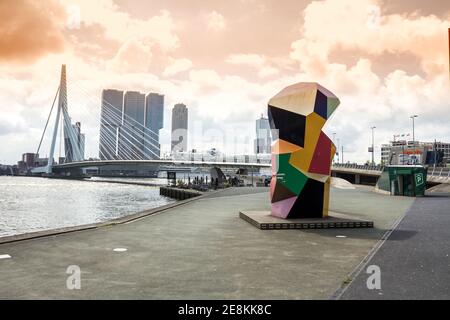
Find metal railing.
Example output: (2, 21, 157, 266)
(331, 163, 384, 172)
(429, 167, 450, 178)
(332, 163, 450, 180)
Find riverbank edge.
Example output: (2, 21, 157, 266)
(0, 188, 224, 245)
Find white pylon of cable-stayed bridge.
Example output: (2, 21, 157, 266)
(46, 64, 83, 174)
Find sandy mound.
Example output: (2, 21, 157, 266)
(331, 177, 356, 189)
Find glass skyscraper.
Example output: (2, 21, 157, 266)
(145, 93, 164, 159)
(254, 115, 271, 154)
(99, 89, 123, 160)
(120, 91, 146, 159)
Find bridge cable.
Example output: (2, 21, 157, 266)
(99, 129, 122, 160)
(103, 110, 159, 158)
(100, 121, 140, 160)
(99, 124, 141, 160)
(59, 108, 63, 160)
(72, 81, 161, 145)
(60, 92, 84, 161)
(69, 82, 161, 159)
(36, 86, 60, 155)
(98, 123, 123, 160)
(100, 120, 146, 161)
(100, 106, 160, 158)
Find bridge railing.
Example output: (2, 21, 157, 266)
(428, 167, 450, 178)
(331, 163, 384, 172)
(168, 153, 272, 164)
(332, 163, 450, 179)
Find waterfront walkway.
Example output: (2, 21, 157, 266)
(0, 186, 421, 299)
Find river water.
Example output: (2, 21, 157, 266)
(0, 176, 175, 238)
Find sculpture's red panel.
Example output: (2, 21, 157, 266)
(308, 131, 332, 175)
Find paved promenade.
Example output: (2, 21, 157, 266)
(0, 186, 415, 299)
(340, 194, 450, 300)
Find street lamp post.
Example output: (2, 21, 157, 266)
(401, 144, 404, 164)
(370, 126, 376, 165)
(410, 115, 418, 147)
(434, 139, 437, 169)
(336, 138, 340, 164)
(410, 115, 418, 164)
(332, 132, 336, 163)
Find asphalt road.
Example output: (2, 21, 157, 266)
(340, 194, 450, 300)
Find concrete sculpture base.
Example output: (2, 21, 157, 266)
(240, 211, 373, 230)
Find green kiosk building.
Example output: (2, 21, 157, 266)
(375, 165, 428, 197)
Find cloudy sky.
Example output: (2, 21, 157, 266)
(0, 0, 449, 164)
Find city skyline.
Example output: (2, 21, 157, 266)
(0, 0, 449, 164)
(100, 88, 164, 160)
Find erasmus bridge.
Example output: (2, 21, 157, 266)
(31, 65, 271, 177)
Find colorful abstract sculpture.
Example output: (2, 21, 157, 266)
(268, 82, 340, 219)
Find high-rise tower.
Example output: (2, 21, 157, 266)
(171, 103, 188, 153)
(254, 114, 271, 154)
(99, 89, 123, 160)
(145, 93, 164, 159)
(119, 91, 145, 159)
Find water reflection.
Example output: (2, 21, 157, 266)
(0, 176, 175, 237)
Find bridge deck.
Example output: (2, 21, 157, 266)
(53, 159, 271, 169)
